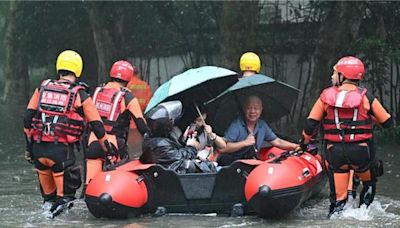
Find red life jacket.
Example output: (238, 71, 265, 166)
(92, 86, 127, 134)
(320, 86, 373, 142)
(31, 79, 85, 143)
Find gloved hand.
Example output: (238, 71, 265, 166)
(104, 140, 118, 158)
(25, 150, 34, 164)
(298, 138, 308, 152)
(24, 133, 34, 164)
(298, 138, 319, 155)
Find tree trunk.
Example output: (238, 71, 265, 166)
(309, 1, 366, 104)
(85, 1, 120, 85)
(1, 1, 29, 104)
(219, 1, 259, 72)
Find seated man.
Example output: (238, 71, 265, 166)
(140, 101, 217, 173)
(218, 95, 299, 166)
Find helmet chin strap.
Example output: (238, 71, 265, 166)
(334, 74, 343, 87)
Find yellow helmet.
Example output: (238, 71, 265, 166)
(56, 50, 83, 77)
(240, 52, 261, 73)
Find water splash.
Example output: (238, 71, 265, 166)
(329, 196, 400, 226)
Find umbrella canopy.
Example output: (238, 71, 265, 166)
(145, 66, 238, 127)
(205, 74, 300, 135)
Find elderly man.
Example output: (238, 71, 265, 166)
(217, 95, 299, 166)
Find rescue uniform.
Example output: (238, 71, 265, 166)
(24, 78, 108, 204)
(126, 76, 152, 112)
(303, 83, 392, 212)
(85, 81, 147, 184)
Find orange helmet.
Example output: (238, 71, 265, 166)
(110, 60, 134, 82)
(333, 56, 365, 80)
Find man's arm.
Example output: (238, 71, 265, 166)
(270, 138, 298, 151)
(370, 98, 393, 128)
(219, 134, 255, 153)
(302, 98, 325, 143)
(203, 124, 226, 149)
(24, 89, 40, 138)
(125, 93, 148, 135)
(78, 91, 109, 152)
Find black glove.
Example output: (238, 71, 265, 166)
(299, 138, 308, 152)
(25, 150, 34, 164)
(299, 138, 319, 155)
(24, 133, 34, 164)
(104, 140, 118, 158)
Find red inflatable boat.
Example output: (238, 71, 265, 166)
(85, 147, 326, 219)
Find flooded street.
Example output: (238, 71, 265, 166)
(1, 105, 399, 227)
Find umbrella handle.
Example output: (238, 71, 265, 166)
(195, 104, 206, 125)
(195, 104, 214, 142)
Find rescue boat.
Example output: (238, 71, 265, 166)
(85, 147, 326, 219)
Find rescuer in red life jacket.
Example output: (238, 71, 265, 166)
(23, 50, 112, 218)
(84, 60, 148, 188)
(301, 56, 393, 217)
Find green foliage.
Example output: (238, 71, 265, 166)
(19, 2, 92, 67)
(1, 1, 400, 124)
(4, 1, 222, 65)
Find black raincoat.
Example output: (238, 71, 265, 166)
(140, 133, 216, 174)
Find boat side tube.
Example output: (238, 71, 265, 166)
(245, 152, 326, 218)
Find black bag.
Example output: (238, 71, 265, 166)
(170, 159, 217, 174)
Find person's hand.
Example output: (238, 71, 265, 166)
(186, 133, 200, 150)
(243, 134, 256, 147)
(294, 144, 303, 152)
(104, 140, 119, 159)
(25, 150, 34, 164)
(24, 132, 34, 164)
(182, 126, 190, 141)
(204, 124, 218, 141)
(298, 138, 308, 152)
(204, 124, 212, 134)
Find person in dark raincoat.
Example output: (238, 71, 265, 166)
(140, 101, 217, 173)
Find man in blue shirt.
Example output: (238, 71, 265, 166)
(217, 95, 299, 166)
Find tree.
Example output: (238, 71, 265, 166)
(309, 1, 366, 104)
(84, 1, 121, 84)
(219, 1, 259, 72)
(1, 1, 29, 104)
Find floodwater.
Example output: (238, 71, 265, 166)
(0, 105, 399, 227)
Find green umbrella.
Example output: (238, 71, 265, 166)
(145, 66, 238, 127)
(205, 74, 300, 135)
